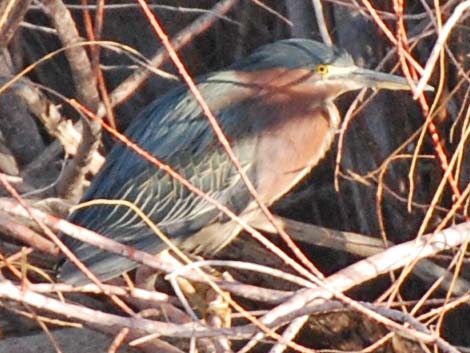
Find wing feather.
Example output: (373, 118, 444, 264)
(60, 73, 258, 283)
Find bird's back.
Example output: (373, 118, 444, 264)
(59, 74, 261, 284)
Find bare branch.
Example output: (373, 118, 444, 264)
(40, 0, 101, 201)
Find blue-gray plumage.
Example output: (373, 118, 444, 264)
(59, 39, 427, 284)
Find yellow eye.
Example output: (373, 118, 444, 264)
(315, 64, 329, 75)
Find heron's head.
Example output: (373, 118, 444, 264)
(231, 39, 433, 98)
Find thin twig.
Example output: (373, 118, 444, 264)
(136, 0, 324, 283)
(104, 0, 239, 112)
(268, 315, 308, 353)
(415, 1, 470, 96)
(311, 0, 332, 45)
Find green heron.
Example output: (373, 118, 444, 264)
(60, 39, 429, 284)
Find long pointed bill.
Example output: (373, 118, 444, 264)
(349, 67, 434, 92)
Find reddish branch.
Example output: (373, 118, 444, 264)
(136, 0, 324, 282)
(105, 0, 240, 110)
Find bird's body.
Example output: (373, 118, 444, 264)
(60, 39, 424, 284)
